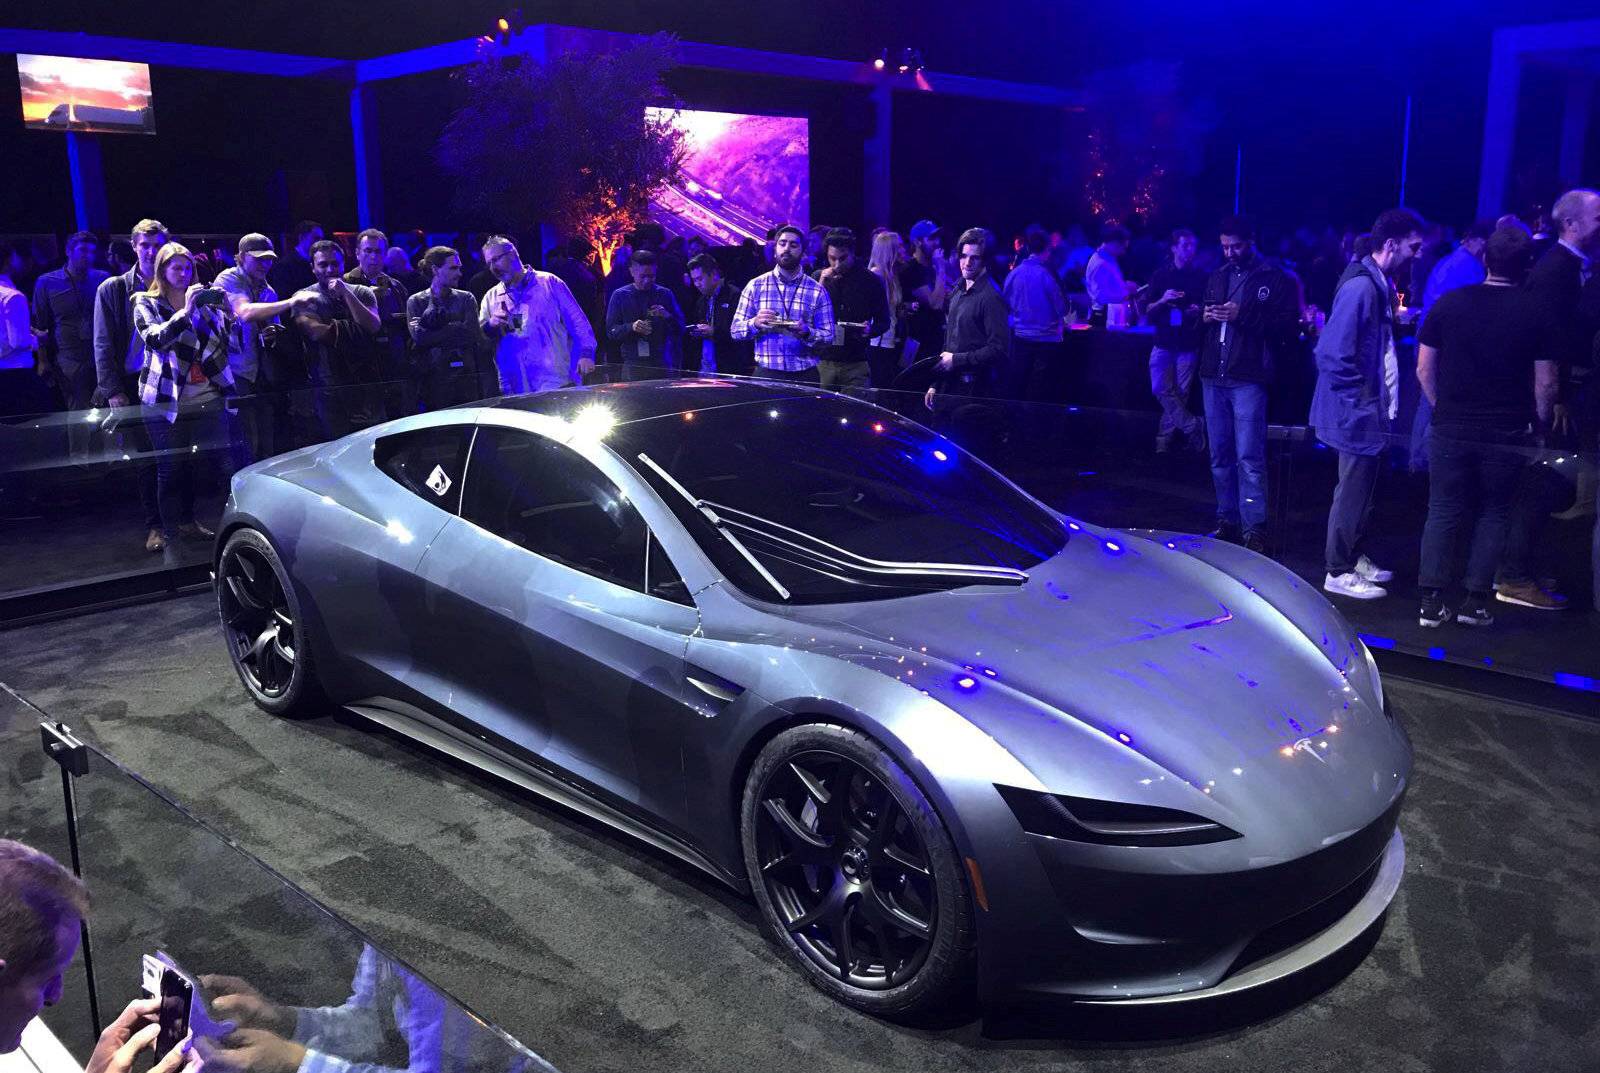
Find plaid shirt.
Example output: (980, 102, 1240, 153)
(133, 292, 235, 421)
(730, 269, 835, 371)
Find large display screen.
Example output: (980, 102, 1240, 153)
(646, 107, 808, 245)
(18, 54, 156, 135)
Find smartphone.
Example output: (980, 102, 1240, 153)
(142, 956, 194, 1057)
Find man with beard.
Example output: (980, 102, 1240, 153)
(730, 224, 835, 383)
(924, 228, 1009, 408)
(479, 234, 596, 394)
(291, 240, 381, 438)
(899, 219, 952, 365)
(1311, 207, 1425, 599)
(1198, 216, 1300, 554)
(812, 228, 889, 390)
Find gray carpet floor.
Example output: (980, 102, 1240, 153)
(2, 594, 1598, 1072)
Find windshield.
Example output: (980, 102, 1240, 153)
(613, 394, 1066, 602)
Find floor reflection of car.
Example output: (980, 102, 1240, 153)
(214, 379, 1412, 1020)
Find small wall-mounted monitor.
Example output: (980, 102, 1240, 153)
(18, 54, 156, 135)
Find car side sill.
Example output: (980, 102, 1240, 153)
(1075, 830, 1405, 1006)
(345, 699, 743, 890)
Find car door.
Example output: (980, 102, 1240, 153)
(416, 422, 706, 832)
(312, 419, 473, 690)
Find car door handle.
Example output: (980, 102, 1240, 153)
(686, 669, 744, 703)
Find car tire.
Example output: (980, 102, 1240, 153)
(740, 723, 976, 1019)
(216, 527, 326, 719)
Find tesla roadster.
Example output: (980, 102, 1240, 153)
(214, 379, 1410, 1017)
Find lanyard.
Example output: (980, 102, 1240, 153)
(775, 273, 801, 323)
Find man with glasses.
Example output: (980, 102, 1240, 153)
(1311, 207, 1426, 599)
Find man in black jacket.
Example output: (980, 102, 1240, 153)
(812, 228, 889, 390)
(925, 228, 1009, 407)
(1198, 216, 1299, 553)
(686, 254, 752, 377)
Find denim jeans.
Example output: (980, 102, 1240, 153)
(147, 398, 223, 535)
(1418, 428, 1526, 595)
(1149, 347, 1200, 439)
(1201, 377, 1268, 533)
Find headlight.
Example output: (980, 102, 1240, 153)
(996, 785, 1241, 847)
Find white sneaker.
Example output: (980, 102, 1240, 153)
(1325, 572, 1387, 599)
(1353, 555, 1394, 583)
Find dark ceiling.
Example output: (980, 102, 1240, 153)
(10, 0, 1599, 87)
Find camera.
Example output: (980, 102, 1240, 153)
(192, 287, 230, 308)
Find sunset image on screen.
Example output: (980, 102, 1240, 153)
(18, 54, 156, 134)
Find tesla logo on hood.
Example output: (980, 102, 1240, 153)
(1292, 737, 1327, 764)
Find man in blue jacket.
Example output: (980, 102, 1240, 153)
(1310, 208, 1425, 599)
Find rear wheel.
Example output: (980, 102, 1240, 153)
(216, 528, 324, 718)
(740, 724, 976, 1018)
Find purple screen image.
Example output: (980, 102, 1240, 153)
(647, 108, 808, 245)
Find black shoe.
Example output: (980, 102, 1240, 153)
(1418, 591, 1450, 629)
(1241, 530, 1267, 555)
(1209, 522, 1240, 543)
(1455, 597, 1494, 627)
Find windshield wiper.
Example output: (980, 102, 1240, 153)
(636, 453, 792, 601)
(701, 500, 1028, 588)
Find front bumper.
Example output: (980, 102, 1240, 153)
(973, 791, 1406, 1004)
(1076, 829, 1404, 1005)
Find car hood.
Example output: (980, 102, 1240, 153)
(786, 525, 1409, 840)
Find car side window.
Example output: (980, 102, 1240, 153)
(646, 534, 693, 606)
(374, 425, 472, 514)
(461, 427, 647, 591)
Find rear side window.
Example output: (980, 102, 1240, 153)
(374, 425, 473, 514)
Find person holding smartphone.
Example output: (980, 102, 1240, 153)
(133, 243, 235, 543)
(1, 839, 194, 1073)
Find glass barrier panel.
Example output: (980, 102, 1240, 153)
(587, 362, 1598, 692)
(0, 684, 557, 1072)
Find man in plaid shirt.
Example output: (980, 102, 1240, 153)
(731, 225, 835, 381)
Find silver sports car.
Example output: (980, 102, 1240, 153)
(214, 379, 1410, 1018)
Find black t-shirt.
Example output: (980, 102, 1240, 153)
(1418, 283, 1552, 430)
(899, 260, 943, 347)
(1145, 263, 1209, 350)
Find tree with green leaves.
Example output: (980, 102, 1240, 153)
(438, 34, 686, 273)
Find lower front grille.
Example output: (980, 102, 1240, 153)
(1225, 853, 1383, 978)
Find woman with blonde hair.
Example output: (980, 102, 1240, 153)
(866, 230, 905, 387)
(133, 242, 234, 544)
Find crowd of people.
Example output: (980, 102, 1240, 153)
(2, 189, 1597, 622)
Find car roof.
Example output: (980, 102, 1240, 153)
(488, 378, 843, 427)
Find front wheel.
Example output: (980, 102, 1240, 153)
(740, 724, 976, 1018)
(216, 528, 325, 718)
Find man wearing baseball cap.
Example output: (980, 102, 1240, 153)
(901, 220, 953, 364)
(214, 233, 315, 463)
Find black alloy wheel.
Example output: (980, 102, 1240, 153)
(743, 725, 974, 1016)
(217, 529, 323, 717)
